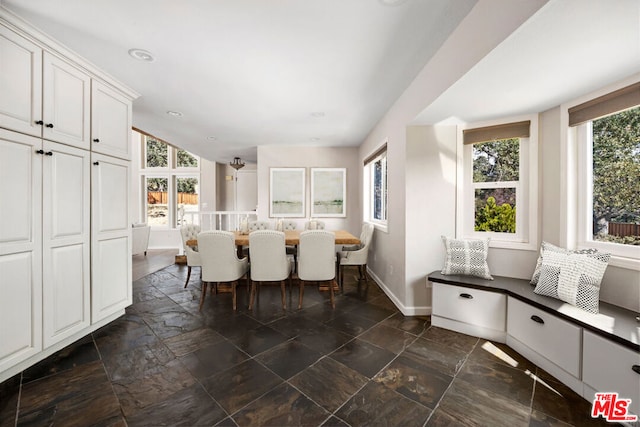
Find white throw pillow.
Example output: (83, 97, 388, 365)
(441, 236, 493, 280)
(533, 250, 610, 314)
(530, 242, 598, 285)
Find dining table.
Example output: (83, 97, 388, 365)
(186, 229, 361, 251)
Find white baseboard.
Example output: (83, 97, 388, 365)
(366, 268, 432, 316)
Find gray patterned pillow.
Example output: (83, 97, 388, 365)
(441, 236, 493, 280)
(533, 250, 610, 314)
(530, 242, 598, 285)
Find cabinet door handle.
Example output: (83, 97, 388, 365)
(45, 123, 54, 128)
(35, 120, 44, 125)
(44, 151, 53, 156)
(459, 293, 473, 299)
(530, 315, 544, 324)
(93, 161, 99, 166)
(93, 138, 100, 143)
(35, 149, 45, 155)
(633, 365, 640, 375)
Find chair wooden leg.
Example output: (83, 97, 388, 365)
(232, 281, 237, 311)
(339, 265, 344, 294)
(329, 280, 335, 309)
(248, 280, 256, 310)
(298, 280, 304, 309)
(214, 282, 218, 295)
(363, 264, 368, 286)
(280, 280, 286, 310)
(199, 282, 208, 311)
(184, 266, 192, 288)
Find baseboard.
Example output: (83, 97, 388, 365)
(366, 268, 431, 316)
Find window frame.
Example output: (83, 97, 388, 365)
(138, 133, 201, 229)
(457, 115, 538, 250)
(363, 142, 388, 232)
(575, 119, 640, 268)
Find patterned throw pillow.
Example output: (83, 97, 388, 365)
(533, 250, 610, 314)
(441, 236, 493, 280)
(530, 242, 598, 285)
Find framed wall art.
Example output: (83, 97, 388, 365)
(269, 167, 306, 217)
(310, 168, 346, 217)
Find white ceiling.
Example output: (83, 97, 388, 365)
(2, 0, 638, 163)
(0, 0, 477, 162)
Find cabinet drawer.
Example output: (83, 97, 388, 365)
(583, 330, 640, 416)
(507, 297, 581, 377)
(432, 284, 506, 331)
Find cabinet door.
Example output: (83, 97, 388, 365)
(0, 129, 42, 372)
(42, 52, 90, 149)
(42, 141, 90, 347)
(91, 81, 132, 160)
(91, 153, 131, 323)
(0, 26, 43, 137)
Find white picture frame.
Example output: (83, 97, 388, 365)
(270, 167, 306, 217)
(311, 168, 346, 217)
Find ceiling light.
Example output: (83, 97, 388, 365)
(166, 110, 183, 117)
(128, 48, 155, 62)
(310, 112, 325, 118)
(207, 136, 217, 141)
(229, 157, 245, 170)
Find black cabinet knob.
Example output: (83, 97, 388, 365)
(45, 123, 54, 128)
(530, 315, 545, 324)
(35, 120, 44, 125)
(35, 149, 44, 154)
(45, 151, 53, 156)
(93, 161, 99, 166)
(93, 138, 100, 143)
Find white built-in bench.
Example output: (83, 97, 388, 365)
(427, 271, 640, 419)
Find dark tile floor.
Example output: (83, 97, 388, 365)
(0, 264, 613, 427)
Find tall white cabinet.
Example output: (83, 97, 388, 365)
(0, 8, 138, 382)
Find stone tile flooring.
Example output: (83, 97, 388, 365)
(0, 264, 612, 426)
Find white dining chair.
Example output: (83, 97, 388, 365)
(179, 224, 202, 288)
(248, 230, 293, 310)
(249, 220, 271, 231)
(197, 230, 249, 311)
(338, 223, 374, 293)
(297, 230, 336, 309)
(304, 220, 325, 230)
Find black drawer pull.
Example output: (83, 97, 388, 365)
(35, 120, 43, 125)
(93, 138, 100, 143)
(633, 365, 640, 375)
(531, 315, 544, 324)
(35, 149, 44, 155)
(459, 293, 473, 299)
(45, 123, 54, 128)
(93, 161, 99, 166)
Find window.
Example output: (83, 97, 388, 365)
(458, 118, 538, 249)
(571, 82, 640, 264)
(138, 132, 200, 228)
(363, 143, 388, 229)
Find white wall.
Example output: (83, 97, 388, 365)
(256, 145, 360, 233)
(404, 126, 457, 314)
(358, 1, 543, 314)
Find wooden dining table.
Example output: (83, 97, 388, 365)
(186, 229, 361, 249)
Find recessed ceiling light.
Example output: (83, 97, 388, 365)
(207, 136, 217, 141)
(310, 137, 320, 142)
(378, 0, 409, 6)
(128, 48, 155, 62)
(166, 110, 183, 117)
(310, 112, 325, 118)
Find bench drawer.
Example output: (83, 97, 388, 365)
(583, 330, 640, 417)
(432, 283, 506, 331)
(507, 297, 581, 377)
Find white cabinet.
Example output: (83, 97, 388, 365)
(42, 141, 90, 347)
(42, 52, 91, 149)
(432, 283, 506, 342)
(0, 130, 43, 373)
(91, 81, 132, 160)
(0, 27, 91, 149)
(507, 297, 582, 393)
(583, 330, 640, 417)
(0, 26, 43, 137)
(91, 152, 131, 323)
